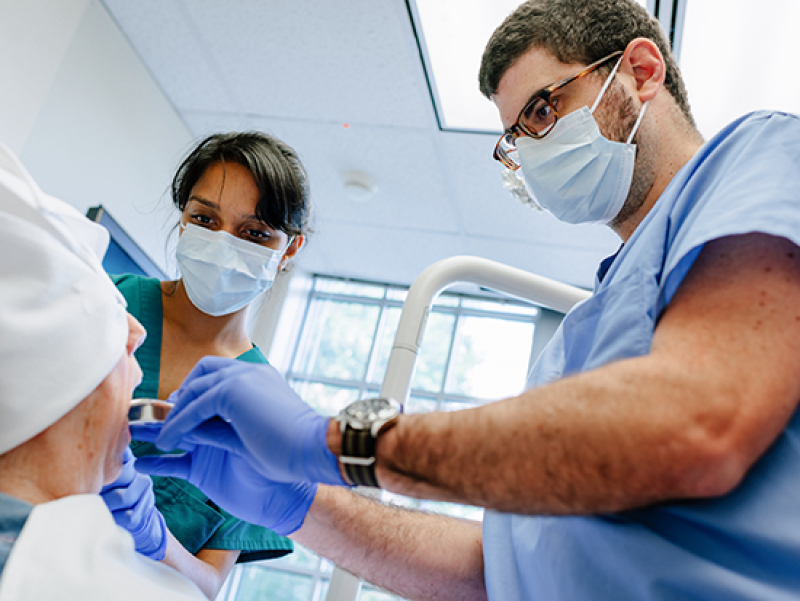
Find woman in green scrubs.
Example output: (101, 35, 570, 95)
(112, 131, 309, 599)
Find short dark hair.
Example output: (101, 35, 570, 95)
(478, 0, 695, 127)
(172, 131, 310, 237)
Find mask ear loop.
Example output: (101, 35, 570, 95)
(590, 55, 625, 114)
(279, 235, 296, 271)
(626, 101, 649, 144)
(587, 53, 649, 145)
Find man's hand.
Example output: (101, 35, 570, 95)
(135, 445, 318, 535)
(149, 357, 346, 487)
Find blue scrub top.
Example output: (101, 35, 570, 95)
(0, 493, 32, 577)
(483, 111, 800, 600)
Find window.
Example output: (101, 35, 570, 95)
(288, 276, 539, 414)
(220, 275, 559, 601)
(221, 544, 334, 601)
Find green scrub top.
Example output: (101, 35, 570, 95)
(112, 273, 293, 562)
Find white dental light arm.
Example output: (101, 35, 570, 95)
(324, 256, 590, 601)
(380, 255, 591, 404)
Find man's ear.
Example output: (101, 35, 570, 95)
(623, 37, 666, 102)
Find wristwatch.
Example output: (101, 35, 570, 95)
(337, 397, 402, 487)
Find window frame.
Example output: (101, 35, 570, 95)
(284, 276, 542, 413)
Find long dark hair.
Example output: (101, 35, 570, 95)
(172, 131, 310, 237)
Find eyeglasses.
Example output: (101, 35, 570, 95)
(493, 50, 624, 170)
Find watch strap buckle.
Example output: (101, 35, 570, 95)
(339, 455, 377, 467)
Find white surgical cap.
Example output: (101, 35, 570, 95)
(0, 144, 128, 455)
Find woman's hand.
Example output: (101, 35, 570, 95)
(101, 447, 168, 560)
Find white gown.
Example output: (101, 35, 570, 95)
(0, 494, 204, 600)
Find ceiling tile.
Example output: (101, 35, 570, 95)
(295, 221, 468, 286)
(102, 0, 239, 113)
(184, 111, 462, 234)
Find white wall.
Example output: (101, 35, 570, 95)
(0, 0, 193, 275)
(0, 0, 86, 152)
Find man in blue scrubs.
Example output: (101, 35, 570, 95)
(136, 1, 800, 599)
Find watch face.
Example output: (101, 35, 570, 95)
(340, 397, 402, 437)
(347, 398, 399, 421)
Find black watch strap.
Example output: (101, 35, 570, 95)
(341, 427, 379, 488)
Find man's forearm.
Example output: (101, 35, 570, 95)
(291, 485, 487, 601)
(374, 358, 715, 514)
(367, 234, 800, 516)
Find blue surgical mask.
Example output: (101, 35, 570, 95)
(516, 57, 648, 225)
(176, 224, 286, 316)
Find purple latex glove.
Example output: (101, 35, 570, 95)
(144, 356, 346, 487)
(135, 449, 318, 535)
(101, 448, 167, 560)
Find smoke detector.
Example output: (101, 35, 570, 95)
(342, 170, 376, 202)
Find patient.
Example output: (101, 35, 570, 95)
(0, 144, 205, 600)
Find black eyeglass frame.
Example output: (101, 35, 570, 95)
(493, 50, 624, 170)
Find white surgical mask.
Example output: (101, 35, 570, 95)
(176, 224, 287, 316)
(516, 57, 648, 225)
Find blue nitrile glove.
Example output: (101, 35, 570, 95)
(145, 356, 346, 487)
(135, 449, 318, 535)
(101, 448, 168, 560)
